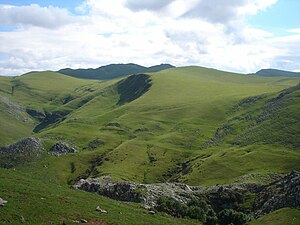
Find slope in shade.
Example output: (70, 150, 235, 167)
(117, 74, 152, 105)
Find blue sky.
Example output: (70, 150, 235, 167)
(248, 0, 300, 35)
(0, 0, 83, 13)
(0, 0, 299, 75)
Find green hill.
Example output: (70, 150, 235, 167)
(254, 69, 300, 77)
(0, 66, 300, 224)
(58, 63, 175, 80)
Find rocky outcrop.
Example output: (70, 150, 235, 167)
(0, 137, 43, 168)
(73, 171, 300, 218)
(49, 142, 77, 156)
(0, 96, 32, 123)
(73, 176, 256, 210)
(254, 170, 300, 216)
(74, 177, 180, 207)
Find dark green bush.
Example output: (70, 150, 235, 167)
(218, 209, 249, 225)
(156, 197, 217, 225)
(188, 198, 209, 210)
(205, 208, 218, 225)
(156, 197, 188, 217)
(187, 206, 206, 221)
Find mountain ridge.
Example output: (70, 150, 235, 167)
(58, 63, 175, 80)
(254, 68, 300, 77)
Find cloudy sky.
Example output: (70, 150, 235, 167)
(0, 0, 299, 76)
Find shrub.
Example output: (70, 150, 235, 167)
(187, 206, 206, 221)
(156, 197, 188, 217)
(156, 197, 218, 224)
(188, 198, 209, 210)
(205, 209, 218, 225)
(218, 209, 249, 225)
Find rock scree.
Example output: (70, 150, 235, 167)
(0, 137, 43, 168)
(254, 170, 300, 216)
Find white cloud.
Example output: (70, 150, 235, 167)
(0, 0, 299, 76)
(288, 28, 300, 34)
(0, 4, 78, 29)
(125, 0, 175, 11)
(239, 0, 278, 15)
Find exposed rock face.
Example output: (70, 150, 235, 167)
(49, 142, 77, 156)
(0, 96, 33, 123)
(73, 176, 253, 209)
(0, 137, 43, 168)
(254, 170, 300, 216)
(73, 171, 300, 218)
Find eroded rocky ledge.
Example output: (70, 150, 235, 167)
(73, 171, 300, 218)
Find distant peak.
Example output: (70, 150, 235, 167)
(255, 68, 300, 77)
(57, 63, 175, 80)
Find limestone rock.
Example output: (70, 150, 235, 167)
(0, 198, 7, 206)
(0, 137, 43, 168)
(96, 206, 107, 213)
(254, 170, 300, 217)
(80, 218, 88, 223)
(73, 171, 300, 219)
(49, 142, 77, 156)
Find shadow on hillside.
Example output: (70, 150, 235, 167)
(117, 74, 152, 105)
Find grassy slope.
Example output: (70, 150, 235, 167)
(0, 72, 110, 144)
(248, 208, 300, 225)
(9, 71, 98, 111)
(181, 82, 300, 185)
(30, 66, 300, 186)
(0, 76, 34, 144)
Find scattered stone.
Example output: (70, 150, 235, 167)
(96, 206, 107, 213)
(148, 210, 156, 215)
(142, 205, 151, 210)
(80, 218, 88, 223)
(21, 216, 25, 223)
(49, 142, 77, 156)
(0, 198, 7, 206)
